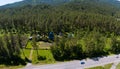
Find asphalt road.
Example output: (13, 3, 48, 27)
(23, 54, 120, 69)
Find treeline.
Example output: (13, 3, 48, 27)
(0, 1, 119, 35)
(0, 0, 119, 62)
(0, 33, 27, 65)
(51, 31, 120, 60)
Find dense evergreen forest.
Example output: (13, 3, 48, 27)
(0, 0, 120, 34)
(0, 0, 120, 64)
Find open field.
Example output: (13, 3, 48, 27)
(86, 63, 113, 69)
(0, 65, 23, 69)
(21, 41, 55, 64)
(32, 50, 55, 64)
(116, 63, 120, 69)
(37, 41, 53, 49)
(25, 41, 53, 49)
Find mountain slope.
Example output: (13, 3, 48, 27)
(0, 0, 120, 9)
(0, 0, 73, 9)
(0, 0, 119, 35)
(98, 0, 120, 6)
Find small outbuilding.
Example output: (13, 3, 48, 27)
(48, 32, 54, 41)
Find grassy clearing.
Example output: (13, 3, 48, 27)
(86, 63, 113, 69)
(86, 66, 103, 69)
(104, 63, 113, 69)
(116, 63, 120, 69)
(21, 49, 31, 59)
(37, 41, 52, 49)
(32, 49, 55, 64)
(21, 41, 55, 64)
(26, 41, 52, 49)
(0, 65, 23, 69)
(105, 38, 112, 50)
(26, 41, 33, 49)
(20, 48, 55, 66)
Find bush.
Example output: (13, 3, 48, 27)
(51, 31, 108, 60)
(0, 34, 27, 65)
(51, 38, 83, 60)
(111, 37, 120, 54)
(83, 31, 106, 57)
(38, 56, 46, 60)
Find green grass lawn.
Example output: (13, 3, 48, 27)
(26, 41, 52, 49)
(86, 66, 103, 69)
(23, 41, 55, 64)
(37, 41, 52, 49)
(0, 65, 23, 69)
(26, 41, 33, 49)
(21, 40, 55, 64)
(86, 63, 113, 69)
(104, 63, 113, 69)
(32, 49, 55, 64)
(116, 63, 120, 69)
(21, 49, 31, 59)
(21, 48, 55, 65)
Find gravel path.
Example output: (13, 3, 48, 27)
(29, 48, 33, 60)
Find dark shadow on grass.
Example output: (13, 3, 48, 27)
(38, 56, 46, 60)
(25, 57, 32, 63)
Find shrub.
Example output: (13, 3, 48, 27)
(51, 31, 108, 60)
(111, 37, 120, 54)
(83, 31, 106, 57)
(38, 56, 46, 60)
(51, 38, 83, 60)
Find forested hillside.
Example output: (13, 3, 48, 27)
(0, 0, 73, 9)
(0, 0, 120, 34)
(0, 0, 120, 9)
(0, 0, 120, 65)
